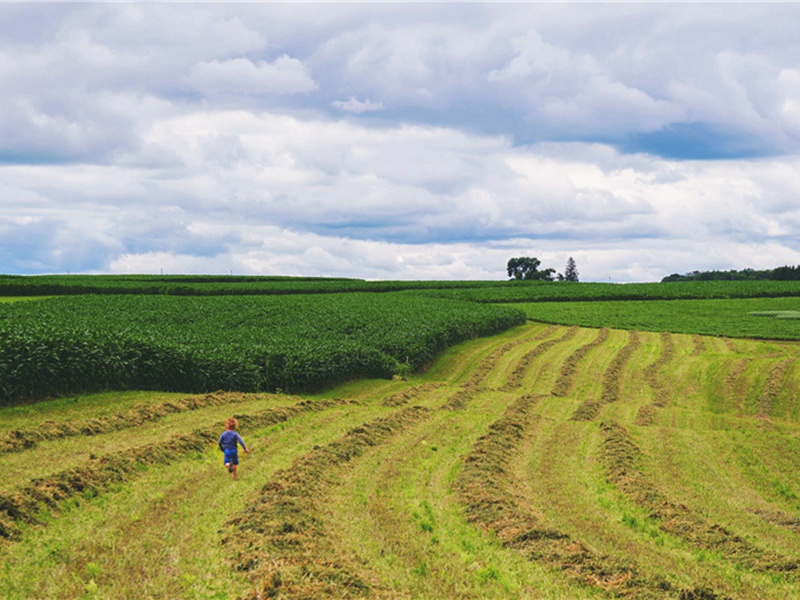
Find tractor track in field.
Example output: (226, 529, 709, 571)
(222, 405, 431, 599)
(600, 420, 800, 578)
(499, 326, 578, 392)
(636, 333, 676, 426)
(572, 331, 641, 422)
(0, 391, 278, 455)
(552, 328, 610, 398)
(0, 397, 348, 540)
(455, 392, 689, 598)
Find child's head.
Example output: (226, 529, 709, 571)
(225, 417, 238, 430)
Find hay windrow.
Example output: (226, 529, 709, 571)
(552, 328, 610, 397)
(455, 393, 673, 597)
(636, 333, 676, 425)
(600, 420, 800, 577)
(691, 335, 706, 357)
(755, 359, 794, 422)
(440, 338, 525, 411)
(500, 326, 578, 392)
(222, 405, 431, 599)
(0, 391, 274, 455)
(380, 382, 444, 407)
(572, 331, 640, 422)
(0, 398, 347, 540)
(724, 357, 752, 414)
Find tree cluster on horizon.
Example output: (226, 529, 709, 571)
(507, 257, 579, 282)
(662, 265, 800, 282)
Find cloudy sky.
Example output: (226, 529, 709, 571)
(2, 3, 800, 282)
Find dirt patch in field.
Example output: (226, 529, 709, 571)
(455, 393, 681, 597)
(222, 405, 431, 599)
(552, 328, 610, 398)
(380, 383, 444, 407)
(600, 420, 800, 578)
(0, 391, 273, 454)
(500, 327, 578, 392)
(572, 331, 640, 422)
(636, 333, 675, 426)
(0, 397, 347, 540)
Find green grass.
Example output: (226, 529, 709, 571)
(516, 296, 800, 339)
(4, 321, 800, 598)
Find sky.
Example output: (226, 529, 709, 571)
(2, 3, 800, 282)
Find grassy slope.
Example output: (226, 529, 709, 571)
(2, 322, 800, 598)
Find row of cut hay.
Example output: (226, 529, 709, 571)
(552, 328, 610, 397)
(0, 391, 283, 454)
(725, 357, 752, 413)
(380, 382, 445, 407)
(636, 333, 676, 426)
(571, 331, 641, 422)
(0, 398, 347, 540)
(439, 336, 529, 411)
(454, 393, 676, 597)
(755, 359, 795, 422)
(691, 334, 707, 356)
(222, 405, 431, 599)
(499, 326, 578, 392)
(600, 420, 800, 577)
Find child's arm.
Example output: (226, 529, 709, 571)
(237, 432, 249, 453)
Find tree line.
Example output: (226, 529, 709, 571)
(662, 265, 800, 282)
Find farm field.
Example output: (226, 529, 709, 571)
(2, 321, 800, 599)
(516, 296, 800, 340)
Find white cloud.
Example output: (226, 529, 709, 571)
(4, 4, 800, 280)
(331, 97, 383, 113)
(186, 56, 317, 97)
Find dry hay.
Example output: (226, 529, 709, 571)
(636, 333, 676, 425)
(552, 328, 610, 398)
(222, 405, 431, 599)
(600, 420, 800, 578)
(455, 393, 677, 597)
(380, 383, 444, 407)
(572, 331, 640, 422)
(500, 327, 578, 392)
(0, 398, 347, 540)
(755, 359, 794, 422)
(0, 391, 274, 454)
(440, 339, 525, 411)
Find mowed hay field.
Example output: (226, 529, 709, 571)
(3, 322, 800, 598)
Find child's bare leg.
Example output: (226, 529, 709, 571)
(231, 464, 238, 478)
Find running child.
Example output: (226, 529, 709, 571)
(218, 417, 249, 479)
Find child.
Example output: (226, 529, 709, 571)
(218, 417, 249, 479)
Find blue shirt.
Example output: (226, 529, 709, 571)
(218, 430, 247, 452)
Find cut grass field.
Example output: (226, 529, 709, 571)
(2, 322, 800, 598)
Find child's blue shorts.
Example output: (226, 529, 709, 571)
(223, 449, 239, 466)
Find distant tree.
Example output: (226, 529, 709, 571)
(507, 257, 555, 281)
(563, 257, 579, 282)
(661, 266, 799, 282)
